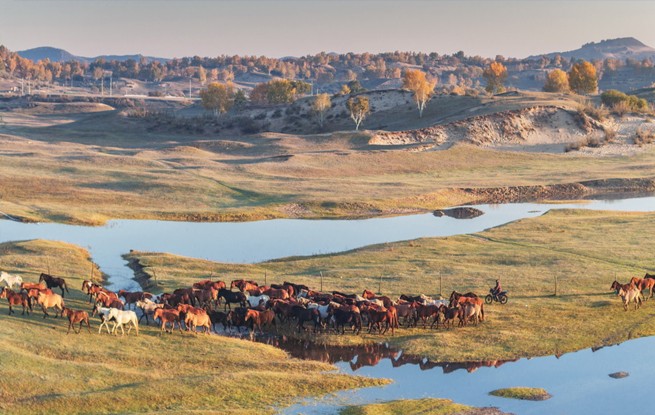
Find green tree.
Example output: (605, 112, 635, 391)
(568, 61, 598, 95)
(312, 93, 331, 128)
(482, 61, 507, 94)
(346, 96, 370, 131)
(543, 69, 570, 92)
(199, 82, 235, 116)
(403, 69, 437, 118)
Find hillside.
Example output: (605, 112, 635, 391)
(532, 37, 655, 62)
(17, 46, 168, 63)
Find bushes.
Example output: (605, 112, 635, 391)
(600, 90, 650, 114)
(635, 124, 655, 146)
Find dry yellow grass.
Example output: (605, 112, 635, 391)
(1, 93, 655, 224)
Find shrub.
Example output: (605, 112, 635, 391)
(601, 89, 650, 114)
(635, 124, 655, 146)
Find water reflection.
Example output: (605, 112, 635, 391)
(253, 335, 519, 375)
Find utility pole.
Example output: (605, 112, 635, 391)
(188, 78, 192, 98)
(100, 75, 104, 96)
(109, 73, 113, 96)
(20, 78, 24, 96)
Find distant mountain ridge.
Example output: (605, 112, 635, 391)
(16, 46, 169, 63)
(529, 37, 655, 61)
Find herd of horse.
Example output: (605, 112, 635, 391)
(610, 273, 655, 311)
(0, 270, 488, 337)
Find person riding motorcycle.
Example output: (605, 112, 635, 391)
(491, 279, 502, 297)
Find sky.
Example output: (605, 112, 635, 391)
(1, 0, 654, 59)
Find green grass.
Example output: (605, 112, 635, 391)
(489, 387, 551, 401)
(125, 209, 655, 361)
(340, 398, 476, 415)
(0, 240, 386, 415)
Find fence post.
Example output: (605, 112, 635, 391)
(378, 274, 382, 295)
(554, 274, 558, 297)
(439, 272, 442, 298)
(264, 271, 267, 286)
(320, 272, 323, 292)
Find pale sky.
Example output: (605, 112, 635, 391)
(1, 0, 654, 59)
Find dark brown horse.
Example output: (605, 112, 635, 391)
(62, 307, 91, 334)
(39, 273, 69, 297)
(0, 288, 31, 315)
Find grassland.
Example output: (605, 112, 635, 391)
(340, 398, 496, 415)
(126, 209, 655, 362)
(0, 93, 654, 225)
(0, 240, 385, 415)
(488, 387, 551, 401)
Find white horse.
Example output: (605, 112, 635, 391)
(618, 286, 643, 311)
(107, 308, 139, 336)
(0, 271, 23, 289)
(95, 306, 113, 334)
(246, 294, 270, 308)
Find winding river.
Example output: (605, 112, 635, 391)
(2, 196, 655, 414)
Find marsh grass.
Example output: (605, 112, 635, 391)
(489, 387, 551, 401)
(0, 240, 385, 415)
(340, 398, 473, 415)
(126, 209, 655, 361)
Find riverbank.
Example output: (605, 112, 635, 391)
(0, 240, 385, 415)
(124, 209, 655, 362)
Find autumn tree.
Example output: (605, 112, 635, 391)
(312, 93, 331, 128)
(197, 65, 207, 84)
(543, 69, 569, 92)
(482, 61, 507, 94)
(248, 79, 311, 105)
(568, 61, 598, 95)
(346, 96, 370, 131)
(403, 69, 437, 118)
(200, 82, 235, 116)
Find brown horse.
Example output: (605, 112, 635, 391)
(118, 290, 149, 310)
(362, 289, 393, 308)
(244, 309, 277, 334)
(39, 273, 69, 297)
(448, 291, 478, 307)
(0, 288, 31, 315)
(62, 307, 91, 334)
(230, 279, 259, 292)
(264, 287, 290, 300)
(154, 308, 183, 334)
(611, 280, 634, 294)
(20, 282, 45, 291)
(185, 311, 212, 334)
(630, 276, 655, 300)
(455, 296, 485, 322)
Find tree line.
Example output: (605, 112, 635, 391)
(2, 44, 651, 92)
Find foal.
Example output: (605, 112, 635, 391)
(62, 307, 91, 334)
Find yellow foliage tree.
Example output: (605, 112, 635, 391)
(346, 96, 370, 131)
(403, 69, 437, 118)
(568, 61, 598, 95)
(543, 69, 569, 92)
(312, 93, 331, 128)
(200, 82, 235, 116)
(483, 61, 507, 94)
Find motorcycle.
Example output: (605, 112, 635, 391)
(485, 289, 508, 305)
